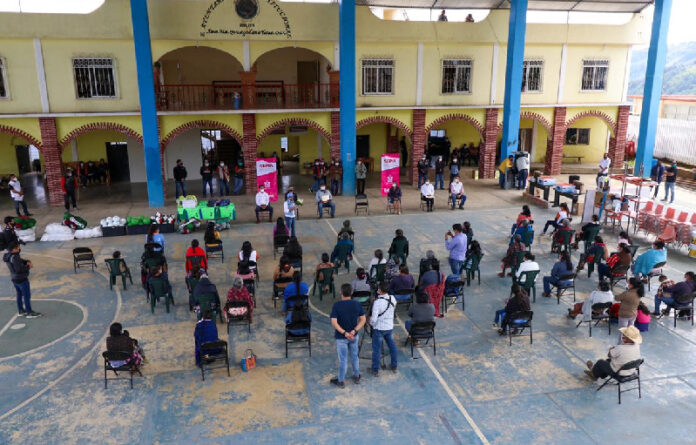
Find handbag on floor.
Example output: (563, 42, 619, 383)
(241, 349, 257, 372)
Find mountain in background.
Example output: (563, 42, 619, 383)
(629, 41, 696, 95)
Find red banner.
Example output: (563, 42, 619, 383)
(380, 154, 400, 196)
(256, 157, 278, 201)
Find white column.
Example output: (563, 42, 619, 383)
(71, 139, 78, 162)
(242, 40, 251, 71)
(557, 44, 567, 104)
(622, 45, 634, 102)
(490, 43, 499, 105)
(33, 38, 50, 113)
(416, 42, 424, 106)
(333, 41, 340, 71)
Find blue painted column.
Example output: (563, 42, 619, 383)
(635, 0, 673, 177)
(130, 0, 164, 207)
(339, 0, 356, 195)
(500, 0, 528, 162)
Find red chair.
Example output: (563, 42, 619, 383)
(644, 203, 665, 236)
(636, 201, 656, 232)
(657, 207, 677, 233)
(677, 213, 696, 248)
(657, 224, 677, 246)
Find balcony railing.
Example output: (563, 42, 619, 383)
(156, 82, 336, 111)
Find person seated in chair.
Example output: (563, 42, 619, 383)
(194, 311, 221, 367)
(497, 284, 530, 335)
(337, 219, 354, 240)
(463, 240, 483, 274)
(351, 268, 371, 293)
(654, 271, 696, 317)
(273, 217, 289, 237)
(599, 244, 632, 282)
(255, 185, 273, 223)
(541, 252, 574, 297)
(283, 237, 303, 269)
(315, 185, 335, 219)
(235, 260, 256, 282)
(331, 233, 354, 267)
(283, 271, 309, 313)
(388, 229, 409, 264)
(185, 239, 207, 276)
(204, 222, 222, 247)
(421, 263, 446, 317)
(384, 256, 400, 284)
(106, 322, 144, 367)
(567, 280, 614, 320)
(226, 276, 254, 322)
(499, 235, 525, 277)
(273, 256, 295, 290)
(551, 219, 574, 253)
(111, 250, 129, 273)
(632, 240, 667, 279)
(449, 176, 466, 210)
(315, 252, 335, 293)
(511, 205, 533, 234)
(514, 252, 540, 283)
(387, 182, 402, 214)
(405, 291, 435, 338)
(238, 241, 259, 274)
(572, 214, 601, 249)
(542, 203, 570, 235)
(192, 271, 221, 316)
(635, 302, 651, 332)
(389, 264, 415, 298)
(419, 250, 439, 278)
(617, 231, 633, 248)
(576, 235, 609, 272)
(511, 219, 533, 246)
(462, 221, 474, 248)
(419, 258, 442, 288)
(420, 179, 435, 212)
(584, 326, 641, 381)
(368, 249, 387, 278)
(145, 224, 165, 252)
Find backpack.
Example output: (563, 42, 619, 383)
(290, 298, 311, 324)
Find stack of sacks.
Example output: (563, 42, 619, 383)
(41, 223, 75, 242)
(75, 226, 103, 239)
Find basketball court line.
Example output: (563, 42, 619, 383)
(0, 314, 18, 338)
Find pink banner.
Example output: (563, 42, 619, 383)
(256, 158, 278, 201)
(380, 154, 400, 196)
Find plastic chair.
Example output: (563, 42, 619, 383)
(313, 267, 336, 301)
(194, 293, 223, 323)
(333, 244, 352, 274)
(104, 258, 133, 290)
(514, 270, 539, 303)
(147, 276, 174, 314)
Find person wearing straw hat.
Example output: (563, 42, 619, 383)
(584, 325, 642, 380)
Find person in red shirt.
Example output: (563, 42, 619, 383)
(60, 168, 79, 211)
(185, 239, 208, 275)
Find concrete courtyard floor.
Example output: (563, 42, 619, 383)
(1, 175, 696, 443)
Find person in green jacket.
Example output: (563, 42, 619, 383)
(388, 229, 409, 266)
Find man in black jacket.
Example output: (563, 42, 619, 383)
(0, 216, 23, 251)
(173, 159, 187, 199)
(192, 272, 221, 314)
(3, 242, 41, 318)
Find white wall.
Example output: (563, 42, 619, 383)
(126, 137, 146, 182)
(164, 129, 203, 180)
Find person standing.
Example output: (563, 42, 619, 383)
(435, 156, 445, 190)
(614, 277, 643, 342)
(330, 283, 366, 388)
(284, 193, 298, 237)
(370, 282, 398, 377)
(311, 158, 326, 193)
(663, 160, 678, 204)
(233, 160, 244, 195)
(355, 159, 367, 195)
(515, 152, 530, 190)
(173, 159, 187, 199)
(61, 168, 78, 211)
(597, 153, 611, 189)
(200, 160, 213, 197)
(438, 9, 448, 21)
(417, 155, 429, 188)
(97, 158, 109, 184)
(216, 161, 230, 196)
(650, 159, 665, 199)
(255, 185, 273, 223)
(445, 223, 467, 275)
(8, 174, 31, 217)
(329, 158, 343, 196)
(4, 242, 41, 318)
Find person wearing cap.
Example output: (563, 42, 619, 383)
(315, 185, 335, 218)
(498, 155, 514, 189)
(584, 325, 642, 381)
(255, 185, 273, 223)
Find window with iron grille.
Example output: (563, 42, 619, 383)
(565, 128, 590, 145)
(581, 59, 608, 91)
(362, 59, 393, 95)
(0, 58, 7, 99)
(522, 59, 543, 92)
(73, 58, 116, 98)
(441, 59, 471, 94)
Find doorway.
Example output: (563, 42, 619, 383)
(105, 142, 131, 182)
(356, 135, 370, 159)
(518, 128, 533, 154)
(15, 145, 31, 174)
(297, 61, 319, 84)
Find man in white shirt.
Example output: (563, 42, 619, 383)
(585, 325, 641, 380)
(255, 185, 273, 223)
(514, 252, 539, 284)
(315, 185, 335, 218)
(515, 152, 530, 190)
(8, 175, 31, 217)
(420, 179, 435, 212)
(449, 176, 466, 210)
(283, 194, 298, 237)
(597, 154, 611, 189)
(370, 282, 398, 376)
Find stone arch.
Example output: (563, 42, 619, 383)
(252, 46, 333, 70)
(495, 111, 553, 135)
(356, 116, 413, 142)
(161, 120, 243, 151)
(59, 122, 143, 150)
(425, 113, 484, 139)
(0, 124, 43, 151)
(257, 118, 331, 145)
(565, 110, 616, 135)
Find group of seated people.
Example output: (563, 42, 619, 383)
(419, 175, 467, 212)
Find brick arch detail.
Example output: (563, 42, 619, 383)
(565, 110, 616, 135)
(160, 120, 243, 151)
(257, 118, 331, 145)
(495, 111, 553, 135)
(425, 113, 484, 139)
(59, 122, 143, 150)
(0, 125, 43, 151)
(356, 116, 413, 142)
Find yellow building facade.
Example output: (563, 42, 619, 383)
(0, 0, 648, 204)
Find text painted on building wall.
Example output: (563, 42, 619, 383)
(200, 0, 292, 39)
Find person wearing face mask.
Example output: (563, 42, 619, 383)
(449, 176, 466, 210)
(233, 160, 244, 195)
(311, 158, 327, 193)
(329, 158, 343, 196)
(435, 156, 445, 190)
(420, 179, 435, 212)
(255, 185, 273, 223)
(4, 242, 41, 318)
(173, 159, 187, 199)
(417, 155, 429, 188)
(8, 174, 31, 217)
(663, 160, 678, 204)
(449, 157, 460, 185)
(216, 160, 230, 196)
(200, 160, 213, 197)
(61, 168, 79, 211)
(316, 184, 335, 218)
(355, 159, 367, 195)
(284, 193, 298, 237)
(387, 181, 402, 214)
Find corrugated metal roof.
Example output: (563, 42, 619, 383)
(357, 0, 653, 13)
